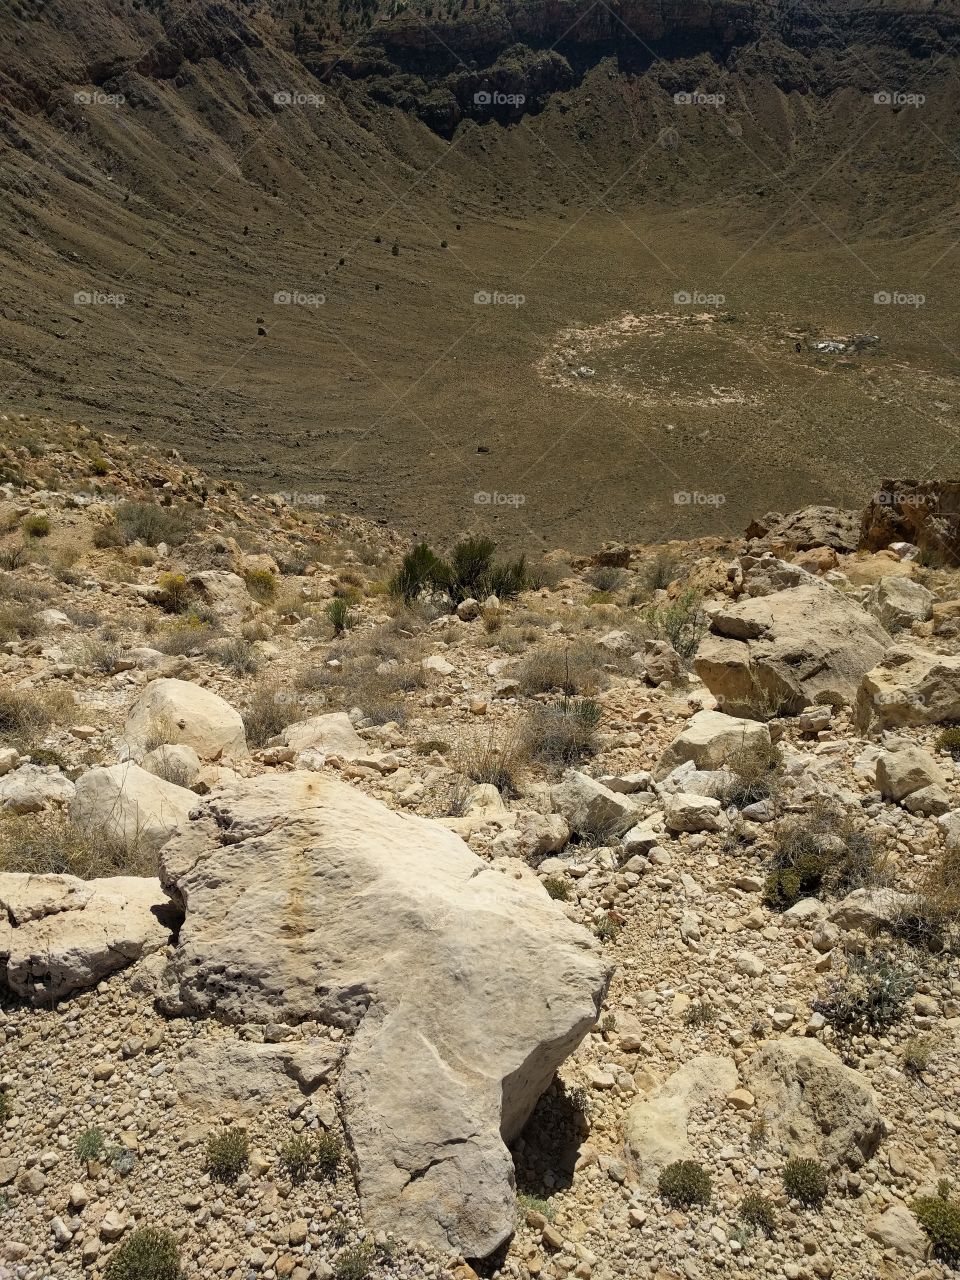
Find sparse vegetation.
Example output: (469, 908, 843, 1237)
(740, 1190, 777, 1234)
(456, 728, 526, 796)
(684, 1000, 717, 1027)
(724, 738, 783, 807)
(903, 1035, 934, 1075)
(783, 1157, 828, 1207)
(0, 1088, 10, 1125)
(388, 537, 526, 609)
(812, 949, 915, 1037)
(156, 572, 193, 614)
(242, 683, 300, 747)
(913, 1180, 960, 1266)
(525, 695, 602, 767)
(21, 513, 50, 538)
(315, 1130, 344, 1179)
(116, 501, 196, 547)
(279, 1133, 318, 1184)
(205, 1127, 249, 1182)
(542, 876, 570, 901)
(327, 596, 355, 636)
(762, 802, 886, 910)
(517, 1191, 556, 1221)
(75, 1126, 106, 1163)
(244, 568, 277, 602)
(641, 588, 707, 665)
(216, 636, 261, 675)
(0, 685, 74, 751)
(935, 726, 960, 759)
(658, 1160, 711, 1208)
(103, 1226, 182, 1280)
(333, 1241, 376, 1280)
(516, 641, 608, 696)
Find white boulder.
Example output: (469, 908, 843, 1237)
(125, 678, 247, 760)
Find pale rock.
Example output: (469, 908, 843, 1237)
(421, 654, 455, 676)
(876, 745, 946, 802)
(0, 765, 75, 814)
(664, 792, 725, 833)
(857, 643, 960, 729)
(282, 712, 365, 759)
(865, 1201, 929, 1260)
(865, 576, 934, 632)
(141, 743, 202, 788)
(655, 710, 770, 779)
(125, 678, 247, 760)
(70, 762, 194, 856)
(158, 772, 609, 1257)
(829, 887, 914, 934)
(175, 1037, 340, 1115)
(552, 771, 636, 837)
(623, 1054, 738, 1184)
(0, 872, 174, 1004)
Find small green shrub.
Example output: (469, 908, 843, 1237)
(586, 565, 625, 594)
(315, 1130, 344, 1180)
(517, 1191, 556, 1221)
(279, 1133, 317, 1185)
(388, 542, 446, 604)
(762, 803, 885, 911)
(387, 537, 525, 608)
(913, 1180, 960, 1265)
(103, 1225, 181, 1280)
(75, 1127, 105, 1163)
(205, 1127, 249, 1182)
(22, 514, 50, 538)
(333, 1241, 376, 1280)
(594, 915, 621, 943)
(724, 739, 783, 807)
(0, 1088, 10, 1125)
(456, 728, 526, 797)
(658, 1160, 712, 1208)
(645, 553, 681, 591)
(812, 949, 915, 1037)
(783, 1157, 828, 1207)
(739, 1190, 777, 1234)
(642, 589, 707, 666)
(903, 1035, 934, 1075)
(90, 456, 111, 476)
(92, 517, 125, 549)
(935, 726, 960, 759)
(684, 1001, 717, 1028)
(327, 597, 355, 636)
(116, 501, 195, 547)
(244, 568, 277, 602)
(216, 637, 261, 675)
(156, 572, 193, 614)
(542, 876, 570, 901)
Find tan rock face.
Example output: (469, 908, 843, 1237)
(695, 581, 890, 715)
(623, 1055, 739, 1185)
(69, 762, 195, 856)
(0, 873, 175, 1004)
(742, 1038, 883, 1170)
(158, 772, 610, 1258)
(856, 643, 960, 729)
(281, 711, 366, 758)
(125, 678, 248, 761)
(655, 709, 770, 780)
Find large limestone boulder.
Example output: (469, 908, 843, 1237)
(0, 873, 174, 1004)
(158, 773, 610, 1258)
(655, 710, 770, 780)
(864, 576, 934, 632)
(175, 1036, 341, 1116)
(125, 678, 247, 761)
(875, 744, 946, 802)
(695, 581, 889, 715)
(281, 711, 365, 759)
(856, 644, 960, 729)
(624, 1055, 738, 1185)
(70, 763, 194, 856)
(742, 1039, 883, 1169)
(188, 571, 256, 623)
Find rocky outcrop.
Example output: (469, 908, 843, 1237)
(860, 479, 960, 564)
(655, 709, 770, 780)
(125, 678, 248, 761)
(174, 1036, 341, 1116)
(695, 581, 889, 715)
(0, 873, 175, 1004)
(70, 762, 194, 856)
(742, 1038, 883, 1169)
(746, 505, 860, 553)
(158, 773, 610, 1258)
(281, 711, 366, 759)
(864, 576, 933, 632)
(856, 644, 960, 729)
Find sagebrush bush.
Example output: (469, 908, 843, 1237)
(739, 1190, 777, 1234)
(935, 726, 960, 759)
(658, 1160, 711, 1207)
(642, 589, 706, 665)
(315, 1130, 343, 1179)
(913, 1181, 960, 1265)
(22, 514, 50, 538)
(516, 642, 608, 696)
(92, 517, 126, 549)
(205, 1127, 249, 1182)
(279, 1133, 318, 1185)
(586, 565, 625, 594)
(783, 1157, 828, 1206)
(903, 1035, 934, 1075)
(542, 876, 570, 901)
(456, 728, 526, 797)
(812, 949, 915, 1037)
(724, 738, 783, 807)
(762, 802, 885, 911)
(242, 683, 300, 747)
(333, 1241, 376, 1280)
(244, 568, 277, 602)
(116, 501, 195, 547)
(216, 636, 261, 676)
(0, 1087, 10, 1125)
(103, 1226, 181, 1280)
(0, 685, 74, 750)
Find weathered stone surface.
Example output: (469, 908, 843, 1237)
(857, 644, 960, 729)
(188, 570, 256, 623)
(655, 710, 770, 780)
(748, 506, 860, 554)
(865, 576, 934, 632)
(859, 479, 960, 564)
(175, 1036, 341, 1115)
(876, 745, 946, 802)
(551, 770, 636, 836)
(865, 1201, 929, 1260)
(70, 762, 194, 856)
(125, 678, 247, 761)
(829, 887, 914, 934)
(624, 1055, 738, 1185)
(0, 874, 174, 1004)
(695, 582, 889, 715)
(141, 743, 201, 788)
(281, 712, 365, 759)
(664, 791, 725, 833)
(158, 772, 609, 1258)
(742, 1038, 883, 1169)
(0, 765, 74, 814)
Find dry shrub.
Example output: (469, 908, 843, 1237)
(0, 685, 75, 750)
(243, 682, 301, 747)
(455, 727, 528, 797)
(516, 642, 609, 696)
(0, 812, 151, 877)
(524, 697, 602, 768)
